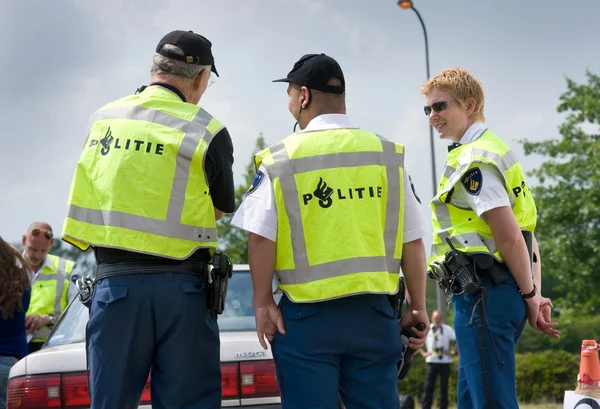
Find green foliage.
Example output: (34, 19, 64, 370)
(521, 71, 600, 316)
(398, 350, 580, 404)
(217, 134, 267, 264)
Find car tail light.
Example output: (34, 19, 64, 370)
(240, 361, 280, 398)
(8, 372, 152, 408)
(7, 374, 61, 408)
(7, 362, 277, 407)
(61, 373, 90, 407)
(221, 363, 239, 399)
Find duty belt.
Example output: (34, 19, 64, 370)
(94, 261, 208, 281)
(77, 261, 208, 308)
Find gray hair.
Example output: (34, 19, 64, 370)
(151, 44, 211, 81)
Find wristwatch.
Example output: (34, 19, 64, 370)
(48, 315, 57, 326)
(520, 284, 537, 299)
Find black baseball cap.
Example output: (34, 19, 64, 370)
(156, 30, 219, 77)
(273, 53, 345, 94)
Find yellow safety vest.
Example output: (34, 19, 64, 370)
(255, 127, 405, 303)
(27, 254, 75, 342)
(62, 86, 223, 259)
(429, 129, 537, 266)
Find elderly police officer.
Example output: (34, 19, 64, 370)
(21, 222, 79, 353)
(232, 53, 430, 409)
(62, 30, 235, 409)
(422, 67, 560, 409)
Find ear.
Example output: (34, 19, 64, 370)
(22, 235, 27, 246)
(300, 86, 310, 108)
(466, 98, 476, 117)
(193, 68, 207, 89)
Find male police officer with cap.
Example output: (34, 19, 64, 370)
(62, 30, 235, 409)
(231, 53, 430, 409)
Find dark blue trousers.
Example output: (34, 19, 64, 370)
(87, 273, 221, 409)
(453, 270, 527, 409)
(272, 294, 404, 409)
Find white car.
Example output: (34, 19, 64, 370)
(7, 264, 282, 409)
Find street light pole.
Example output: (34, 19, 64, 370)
(398, 0, 446, 318)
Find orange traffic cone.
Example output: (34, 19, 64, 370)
(575, 340, 600, 399)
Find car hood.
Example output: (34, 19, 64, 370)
(10, 331, 273, 378)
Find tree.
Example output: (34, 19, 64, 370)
(522, 71, 600, 316)
(217, 134, 268, 263)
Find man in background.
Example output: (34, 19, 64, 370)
(418, 310, 457, 409)
(22, 222, 78, 353)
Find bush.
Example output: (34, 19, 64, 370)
(516, 315, 600, 354)
(398, 350, 580, 404)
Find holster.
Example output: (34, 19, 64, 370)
(387, 277, 406, 316)
(206, 252, 233, 315)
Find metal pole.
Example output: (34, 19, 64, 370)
(411, 5, 446, 318)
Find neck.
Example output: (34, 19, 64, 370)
(299, 108, 346, 129)
(451, 121, 475, 143)
(149, 75, 200, 104)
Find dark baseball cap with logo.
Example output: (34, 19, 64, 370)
(273, 53, 345, 94)
(156, 30, 219, 77)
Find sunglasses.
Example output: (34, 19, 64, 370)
(424, 100, 457, 116)
(31, 228, 53, 240)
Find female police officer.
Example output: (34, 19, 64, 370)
(421, 68, 560, 409)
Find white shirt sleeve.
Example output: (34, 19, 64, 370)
(402, 173, 428, 243)
(451, 164, 511, 217)
(230, 165, 278, 242)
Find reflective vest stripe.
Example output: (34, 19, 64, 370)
(66, 205, 219, 243)
(53, 258, 66, 316)
(430, 232, 498, 258)
(442, 165, 455, 180)
(265, 137, 404, 283)
(66, 105, 221, 245)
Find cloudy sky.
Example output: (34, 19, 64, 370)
(1, 0, 598, 254)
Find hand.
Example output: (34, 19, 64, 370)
(399, 308, 430, 350)
(255, 301, 286, 350)
(536, 297, 561, 339)
(524, 293, 541, 331)
(25, 315, 50, 335)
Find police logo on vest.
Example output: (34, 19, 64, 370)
(461, 167, 483, 196)
(302, 177, 383, 209)
(88, 127, 165, 156)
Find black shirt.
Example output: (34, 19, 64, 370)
(95, 84, 235, 265)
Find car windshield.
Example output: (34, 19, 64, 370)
(46, 269, 278, 347)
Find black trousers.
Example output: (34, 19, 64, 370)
(422, 362, 451, 409)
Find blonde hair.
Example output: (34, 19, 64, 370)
(421, 68, 485, 123)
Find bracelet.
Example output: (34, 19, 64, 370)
(520, 284, 537, 299)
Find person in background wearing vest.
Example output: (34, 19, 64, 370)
(0, 237, 31, 409)
(421, 68, 561, 409)
(232, 53, 430, 409)
(61, 30, 235, 409)
(21, 222, 79, 354)
(418, 310, 457, 409)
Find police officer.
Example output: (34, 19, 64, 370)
(231, 53, 430, 409)
(61, 30, 235, 409)
(421, 67, 560, 409)
(21, 222, 78, 353)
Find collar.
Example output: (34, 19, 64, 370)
(300, 114, 358, 133)
(143, 82, 187, 102)
(458, 121, 486, 145)
(23, 254, 52, 275)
